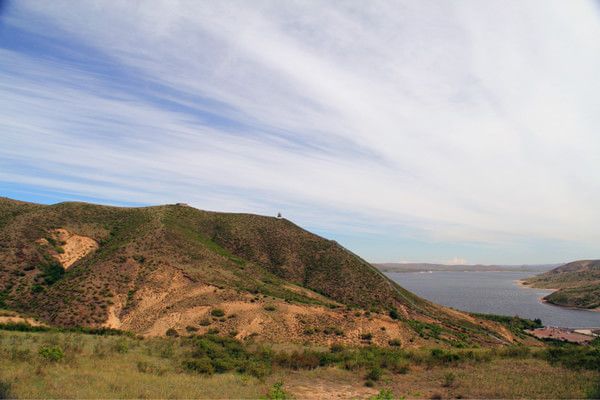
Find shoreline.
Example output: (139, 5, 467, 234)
(515, 280, 600, 313)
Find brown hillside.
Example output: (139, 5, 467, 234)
(0, 197, 518, 346)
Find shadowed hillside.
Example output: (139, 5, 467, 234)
(523, 260, 600, 310)
(0, 197, 518, 346)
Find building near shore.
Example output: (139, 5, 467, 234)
(526, 327, 595, 344)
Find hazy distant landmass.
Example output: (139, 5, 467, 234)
(374, 263, 560, 273)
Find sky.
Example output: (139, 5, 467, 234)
(1, 1, 600, 265)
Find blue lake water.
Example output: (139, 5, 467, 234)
(387, 271, 600, 328)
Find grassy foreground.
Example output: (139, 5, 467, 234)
(0, 328, 598, 399)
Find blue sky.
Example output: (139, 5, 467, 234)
(1, 1, 600, 264)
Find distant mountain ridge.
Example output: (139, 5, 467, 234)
(375, 263, 559, 273)
(523, 260, 600, 310)
(0, 197, 517, 346)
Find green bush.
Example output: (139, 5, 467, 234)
(389, 308, 400, 320)
(39, 345, 65, 362)
(113, 339, 129, 353)
(40, 260, 65, 285)
(0, 380, 13, 400)
(370, 389, 394, 400)
(264, 381, 289, 400)
(165, 328, 178, 337)
(211, 309, 225, 317)
(183, 357, 215, 374)
(264, 305, 277, 312)
(544, 344, 600, 371)
(366, 366, 382, 381)
(388, 339, 401, 347)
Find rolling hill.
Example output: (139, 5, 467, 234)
(523, 260, 600, 310)
(0, 197, 518, 346)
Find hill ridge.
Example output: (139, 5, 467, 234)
(0, 197, 517, 345)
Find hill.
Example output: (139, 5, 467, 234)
(523, 260, 600, 310)
(0, 197, 518, 346)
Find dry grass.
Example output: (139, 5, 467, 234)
(0, 330, 598, 399)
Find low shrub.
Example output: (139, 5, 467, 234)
(370, 389, 394, 400)
(183, 357, 214, 374)
(265, 381, 289, 400)
(210, 309, 225, 317)
(360, 333, 373, 341)
(366, 366, 382, 381)
(113, 338, 129, 353)
(442, 372, 456, 387)
(39, 345, 64, 362)
(0, 380, 13, 400)
(165, 328, 178, 337)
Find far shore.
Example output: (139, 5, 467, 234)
(515, 280, 600, 313)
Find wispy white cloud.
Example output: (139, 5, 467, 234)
(1, 0, 600, 263)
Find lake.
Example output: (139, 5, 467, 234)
(386, 271, 600, 328)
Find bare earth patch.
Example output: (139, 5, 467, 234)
(38, 228, 99, 269)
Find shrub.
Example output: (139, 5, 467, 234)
(323, 326, 344, 336)
(183, 357, 214, 374)
(264, 305, 277, 312)
(430, 348, 460, 365)
(364, 380, 375, 387)
(211, 309, 225, 317)
(31, 284, 44, 294)
(199, 319, 211, 326)
(389, 358, 410, 374)
(113, 339, 129, 353)
(388, 339, 401, 347)
(165, 328, 178, 337)
(361, 333, 373, 341)
(366, 366, 382, 381)
(330, 343, 344, 353)
(186, 326, 198, 333)
(370, 389, 394, 400)
(389, 308, 400, 320)
(0, 380, 13, 400)
(442, 372, 456, 387)
(39, 345, 64, 362)
(265, 381, 289, 400)
(136, 361, 162, 375)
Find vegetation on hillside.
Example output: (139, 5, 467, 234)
(0, 197, 515, 346)
(0, 326, 597, 399)
(524, 260, 600, 309)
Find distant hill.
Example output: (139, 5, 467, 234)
(0, 197, 518, 346)
(375, 263, 558, 273)
(523, 260, 600, 310)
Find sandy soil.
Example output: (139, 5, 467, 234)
(0, 315, 45, 326)
(38, 228, 99, 269)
